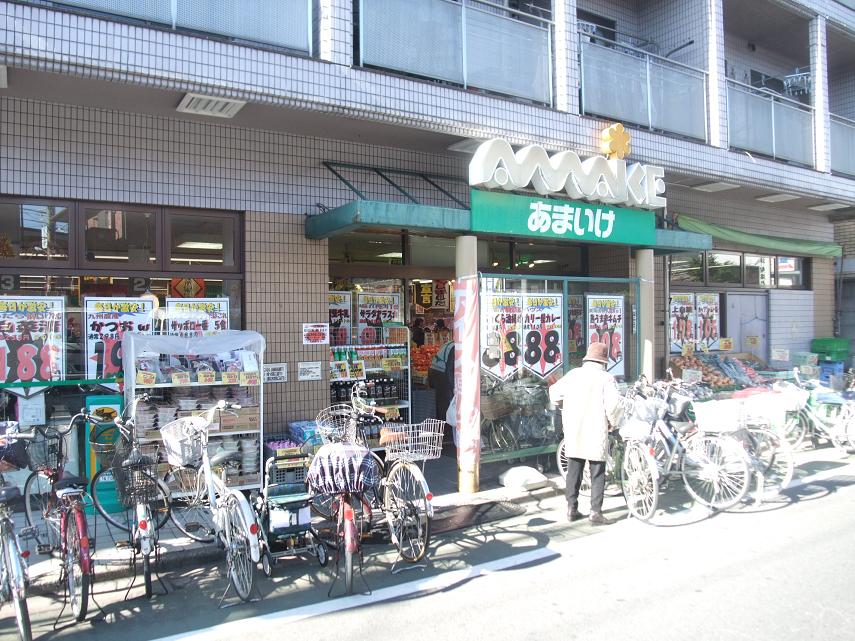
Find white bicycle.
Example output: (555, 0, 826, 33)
(160, 401, 260, 604)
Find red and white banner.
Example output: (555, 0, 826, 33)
(479, 293, 523, 380)
(85, 297, 154, 382)
(454, 275, 481, 477)
(586, 295, 625, 377)
(0, 296, 65, 390)
(522, 294, 563, 379)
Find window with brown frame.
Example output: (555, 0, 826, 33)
(0, 199, 73, 267)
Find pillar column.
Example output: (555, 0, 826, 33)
(455, 236, 480, 493)
(552, 0, 579, 113)
(316, 0, 353, 66)
(636, 249, 655, 380)
(810, 15, 831, 173)
(704, 0, 727, 148)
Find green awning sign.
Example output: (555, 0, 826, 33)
(470, 190, 656, 245)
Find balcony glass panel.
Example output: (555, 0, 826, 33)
(361, 0, 464, 84)
(55, 0, 172, 25)
(727, 84, 774, 156)
(465, 7, 551, 103)
(831, 118, 855, 176)
(649, 62, 706, 140)
(177, 0, 309, 51)
(773, 101, 813, 165)
(581, 42, 648, 126)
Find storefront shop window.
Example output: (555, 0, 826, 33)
(777, 256, 807, 288)
(82, 206, 159, 267)
(670, 252, 704, 283)
(478, 240, 512, 270)
(745, 255, 774, 287)
(409, 235, 460, 268)
(329, 231, 403, 264)
(514, 241, 583, 274)
(707, 252, 742, 285)
(168, 211, 238, 272)
(0, 200, 72, 266)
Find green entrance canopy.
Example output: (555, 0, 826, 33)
(676, 213, 842, 258)
(306, 199, 712, 253)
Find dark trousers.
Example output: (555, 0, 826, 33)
(566, 457, 606, 514)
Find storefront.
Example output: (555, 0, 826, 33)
(0, 199, 243, 486)
(310, 135, 713, 491)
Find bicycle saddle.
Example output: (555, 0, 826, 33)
(210, 449, 241, 469)
(670, 421, 695, 435)
(0, 485, 21, 503)
(56, 475, 88, 491)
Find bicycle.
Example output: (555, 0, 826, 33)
(312, 383, 443, 570)
(620, 378, 751, 521)
(556, 432, 625, 498)
(22, 414, 94, 621)
(159, 400, 261, 605)
(89, 394, 171, 599)
(0, 422, 37, 641)
(780, 370, 855, 452)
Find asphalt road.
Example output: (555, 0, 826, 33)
(5, 456, 855, 641)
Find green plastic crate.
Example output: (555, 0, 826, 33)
(818, 349, 850, 362)
(811, 337, 851, 354)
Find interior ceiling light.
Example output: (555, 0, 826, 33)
(176, 241, 223, 250)
(531, 259, 556, 264)
(756, 193, 800, 203)
(807, 203, 850, 211)
(176, 93, 246, 119)
(377, 252, 403, 259)
(692, 181, 740, 193)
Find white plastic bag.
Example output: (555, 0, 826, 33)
(446, 394, 458, 427)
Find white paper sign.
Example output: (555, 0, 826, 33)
(263, 362, 288, 383)
(682, 368, 703, 384)
(297, 361, 322, 381)
(302, 323, 330, 345)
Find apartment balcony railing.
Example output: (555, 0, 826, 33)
(579, 30, 708, 142)
(47, 0, 312, 53)
(831, 114, 855, 177)
(727, 79, 814, 167)
(359, 0, 552, 105)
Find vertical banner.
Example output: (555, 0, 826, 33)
(695, 293, 721, 351)
(0, 297, 65, 388)
(522, 294, 563, 378)
(479, 293, 523, 380)
(85, 298, 154, 382)
(328, 291, 352, 346)
(433, 280, 449, 309)
(454, 275, 480, 478)
(356, 293, 401, 345)
(567, 294, 584, 359)
(586, 295, 625, 377)
(669, 293, 696, 353)
(165, 298, 229, 337)
(415, 282, 433, 308)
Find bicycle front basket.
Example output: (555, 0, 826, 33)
(27, 427, 64, 474)
(315, 404, 357, 444)
(381, 419, 445, 463)
(160, 416, 207, 467)
(114, 443, 161, 508)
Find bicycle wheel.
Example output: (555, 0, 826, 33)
(604, 437, 625, 497)
(490, 421, 518, 452)
(23, 472, 60, 549)
(746, 428, 794, 494)
(3, 539, 32, 641)
(681, 434, 750, 510)
(90, 468, 171, 533)
(555, 439, 568, 477)
(620, 441, 659, 521)
(64, 512, 89, 621)
(384, 463, 430, 562)
(224, 496, 256, 602)
(779, 410, 809, 449)
(164, 467, 216, 543)
(310, 493, 334, 519)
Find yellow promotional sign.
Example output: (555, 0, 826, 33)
(719, 338, 734, 351)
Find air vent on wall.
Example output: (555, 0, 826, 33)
(176, 93, 246, 119)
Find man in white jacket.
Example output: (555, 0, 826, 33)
(549, 342, 623, 525)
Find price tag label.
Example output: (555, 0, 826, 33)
(681, 343, 695, 357)
(330, 361, 349, 381)
(349, 360, 366, 380)
(239, 371, 260, 386)
(719, 338, 734, 351)
(700, 342, 710, 354)
(771, 348, 790, 362)
(683, 368, 703, 384)
(197, 370, 217, 384)
(381, 357, 402, 372)
(136, 370, 157, 386)
(221, 371, 240, 385)
(746, 336, 761, 348)
(171, 372, 191, 386)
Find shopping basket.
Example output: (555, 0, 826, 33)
(160, 416, 208, 467)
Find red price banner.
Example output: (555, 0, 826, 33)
(0, 296, 66, 385)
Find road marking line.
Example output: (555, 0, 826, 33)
(149, 545, 567, 641)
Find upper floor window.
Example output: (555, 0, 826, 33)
(0, 200, 72, 266)
(669, 250, 810, 289)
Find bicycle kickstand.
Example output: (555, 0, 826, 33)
(390, 551, 429, 576)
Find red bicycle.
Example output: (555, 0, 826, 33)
(23, 413, 95, 621)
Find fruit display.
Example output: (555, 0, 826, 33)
(671, 354, 770, 389)
(671, 355, 734, 389)
(412, 344, 440, 377)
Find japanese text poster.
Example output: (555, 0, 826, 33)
(669, 293, 696, 354)
(479, 293, 523, 380)
(695, 293, 720, 351)
(586, 295, 625, 377)
(356, 293, 401, 345)
(433, 280, 449, 309)
(328, 291, 352, 346)
(165, 298, 229, 337)
(0, 297, 65, 386)
(522, 294, 563, 379)
(567, 294, 584, 356)
(85, 297, 154, 382)
(415, 282, 433, 308)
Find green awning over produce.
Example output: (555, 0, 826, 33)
(675, 213, 842, 258)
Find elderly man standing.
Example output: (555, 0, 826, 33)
(549, 342, 624, 525)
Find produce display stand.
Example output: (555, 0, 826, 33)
(122, 330, 265, 491)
